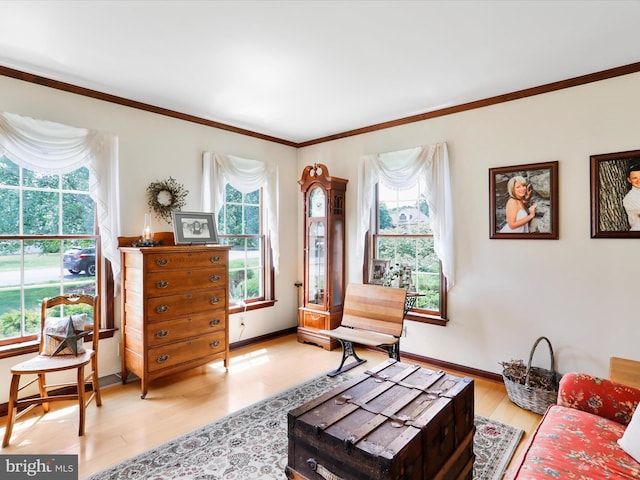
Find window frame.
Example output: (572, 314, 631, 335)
(0, 159, 115, 358)
(217, 185, 275, 314)
(365, 183, 447, 326)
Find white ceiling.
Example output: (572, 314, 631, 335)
(1, 1, 639, 144)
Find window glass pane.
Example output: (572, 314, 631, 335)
(228, 238, 247, 302)
(415, 273, 440, 310)
(225, 184, 242, 203)
(62, 166, 90, 191)
(23, 168, 58, 189)
(246, 267, 262, 299)
(224, 204, 243, 235)
(246, 237, 262, 266)
(63, 240, 96, 278)
(217, 208, 226, 233)
(245, 190, 259, 204)
(0, 189, 20, 234)
(62, 192, 95, 234)
(23, 239, 60, 286)
(244, 205, 260, 234)
(23, 190, 59, 235)
(0, 156, 19, 186)
(378, 182, 432, 234)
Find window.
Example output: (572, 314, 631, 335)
(372, 181, 447, 321)
(217, 184, 267, 307)
(0, 156, 98, 346)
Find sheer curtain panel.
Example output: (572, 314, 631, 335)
(357, 143, 454, 289)
(0, 112, 121, 285)
(202, 151, 279, 273)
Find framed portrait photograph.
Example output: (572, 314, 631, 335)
(590, 149, 640, 238)
(369, 259, 389, 285)
(171, 211, 219, 245)
(489, 161, 559, 239)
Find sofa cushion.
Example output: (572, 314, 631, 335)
(508, 405, 640, 479)
(558, 372, 639, 425)
(619, 406, 640, 462)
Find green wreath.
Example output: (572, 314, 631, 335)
(146, 177, 189, 223)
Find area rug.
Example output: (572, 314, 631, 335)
(87, 374, 523, 480)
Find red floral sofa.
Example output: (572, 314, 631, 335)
(507, 372, 640, 479)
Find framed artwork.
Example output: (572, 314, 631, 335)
(370, 259, 389, 285)
(590, 150, 640, 238)
(171, 211, 219, 245)
(489, 161, 559, 239)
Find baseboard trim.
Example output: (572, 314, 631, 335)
(0, 330, 502, 419)
(399, 351, 503, 383)
(229, 327, 298, 351)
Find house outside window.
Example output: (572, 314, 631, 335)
(373, 181, 446, 320)
(0, 155, 97, 346)
(217, 184, 265, 306)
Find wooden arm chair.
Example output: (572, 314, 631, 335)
(2, 294, 102, 447)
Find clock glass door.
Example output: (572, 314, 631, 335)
(307, 221, 326, 306)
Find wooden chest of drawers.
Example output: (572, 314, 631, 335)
(119, 243, 231, 398)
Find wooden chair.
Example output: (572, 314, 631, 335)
(320, 283, 407, 377)
(2, 294, 101, 447)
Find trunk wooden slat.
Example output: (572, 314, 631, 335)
(287, 359, 475, 480)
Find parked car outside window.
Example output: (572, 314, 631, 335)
(63, 247, 96, 276)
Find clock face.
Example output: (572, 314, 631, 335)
(309, 188, 325, 218)
(157, 190, 173, 206)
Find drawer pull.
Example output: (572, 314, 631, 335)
(155, 305, 169, 314)
(209, 274, 221, 282)
(155, 258, 168, 266)
(210, 340, 220, 348)
(156, 329, 169, 338)
(156, 354, 169, 364)
(210, 296, 220, 304)
(210, 319, 221, 327)
(210, 255, 221, 263)
(155, 280, 168, 289)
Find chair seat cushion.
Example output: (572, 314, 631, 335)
(320, 326, 398, 347)
(42, 314, 87, 355)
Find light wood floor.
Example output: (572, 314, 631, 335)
(0, 334, 541, 479)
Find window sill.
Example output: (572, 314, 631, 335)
(228, 299, 276, 315)
(404, 311, 448, 326)
(0, 328, 117, 360)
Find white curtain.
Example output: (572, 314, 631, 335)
(0, 111, 121, 287)
(202, 151, 279, 273)
(357, 143, 455, 289)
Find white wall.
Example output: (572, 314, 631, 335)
(298, 71, 640, 379)
(0, 75, 299, 401)
(1, 71, 638, 404)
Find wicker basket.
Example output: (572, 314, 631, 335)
(502, 336, 562, 415)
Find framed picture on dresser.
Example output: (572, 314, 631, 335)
(171, 211, 219, 244)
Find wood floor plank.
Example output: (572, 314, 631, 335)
(0, 334, 541, 478)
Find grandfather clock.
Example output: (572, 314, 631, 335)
(298, 163, 347, 350)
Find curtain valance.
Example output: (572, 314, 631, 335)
(0, 112, 121, 286)
(357, 142, 454, 289)
(202, 151, 279, 273)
